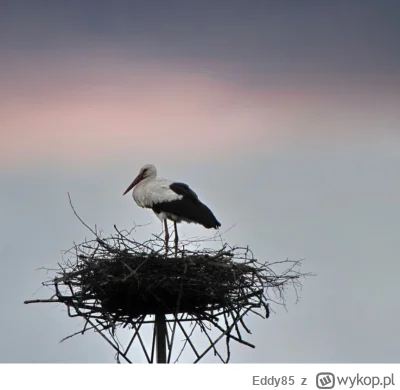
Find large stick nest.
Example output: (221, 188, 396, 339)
(24, 198, 311, 363)
(45, 225, 303, 324)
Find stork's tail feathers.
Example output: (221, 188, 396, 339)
(195, 202, 221, 229)
(205, 215, 221, 229)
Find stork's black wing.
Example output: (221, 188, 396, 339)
(152, 181, 221, 229)
(170, 182, 199, 202)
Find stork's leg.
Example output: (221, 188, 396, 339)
(174, 221, 179, 254)
(164, 219, 170, 252)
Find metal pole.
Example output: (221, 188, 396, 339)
(155, 313, 167, 363)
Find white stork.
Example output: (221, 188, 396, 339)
(123, 164, 221, 251)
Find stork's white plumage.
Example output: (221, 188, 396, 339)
(123, 164, 221, 250)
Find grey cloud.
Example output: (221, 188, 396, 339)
(1, 1, 399, 81)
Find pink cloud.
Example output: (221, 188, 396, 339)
(0, 63, 284, 165)
(1, 57, 399, 169)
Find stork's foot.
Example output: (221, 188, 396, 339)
(174, 233, 178, 256)
(165, 232, 170, 254)
(174, 221, 179, 256)
(164, 220, 170, 255)
(165, 235, 170, 255)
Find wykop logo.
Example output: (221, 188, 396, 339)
(316, 372, 335, 389)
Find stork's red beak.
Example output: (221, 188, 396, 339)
(123, 174, 142, 195)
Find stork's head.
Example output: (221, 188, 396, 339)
(123, 164, 157, 195)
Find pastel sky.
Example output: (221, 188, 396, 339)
(2, 0, 400, 169)
(1, 1, 400, 363)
